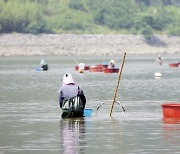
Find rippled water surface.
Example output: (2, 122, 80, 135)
(0, 55, 180, 154)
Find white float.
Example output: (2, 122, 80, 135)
(154, 72, 162, 77)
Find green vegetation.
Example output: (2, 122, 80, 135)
(0, 0, 180, 39)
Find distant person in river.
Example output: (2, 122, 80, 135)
(156, 54, 163, 66)
(40, 59, 48, 71)
(78, 63, 85, 73)
(58, 73, 86, 118)
(109, 60, 115, 68)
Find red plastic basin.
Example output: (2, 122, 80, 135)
(75, 65, 90, 70)
(169, 63, 179, 67)
(104, 68, 119, 73)
(161, 103, 180, 118)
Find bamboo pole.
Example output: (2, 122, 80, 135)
(110, 52, 126, 116)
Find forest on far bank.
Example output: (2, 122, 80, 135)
(0, 0, 180, 40)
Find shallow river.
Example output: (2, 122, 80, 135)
(0, 55, 180, 154)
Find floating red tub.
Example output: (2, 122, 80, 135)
(89, 66, 103, 72)
(75, 65, 90, 70)
(169, 63, 179, 67)
(104, 68, 119, 73)
(161, 103, 180, 119)
(96, 64, 108, 68)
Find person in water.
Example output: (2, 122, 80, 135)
(156, 54, 163, 66)
(109, 60, 115, 68)
(58, 73, 86, 118)
(40, 59, 48, 71)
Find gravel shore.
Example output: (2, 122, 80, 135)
(0, 33, 179, 56)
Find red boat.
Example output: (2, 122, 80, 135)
(96, 64, 108, 68)
(161, 103, 180, 119)
(89, 66, 103, 72)
(89, 63, 108, 72)
(169, 62, 179, 67)
(104, 68, 119, 73)
(75, 65, 90, 70)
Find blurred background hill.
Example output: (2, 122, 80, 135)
(0, 0, 180, 39)
(0, 0, 180, 56)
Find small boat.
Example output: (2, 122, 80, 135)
(161, 103, 180, 119)
(89, 63, 109, 73)
(104, 68, 119, 73)
(96, 64, 108, 68)
(169, 62, 179, 67)
(89, 66, 103, 72)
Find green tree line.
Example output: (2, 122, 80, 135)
(0, 0, 180, 39)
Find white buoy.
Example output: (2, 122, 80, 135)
(154, 72, 162, 77)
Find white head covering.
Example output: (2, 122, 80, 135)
(78, 63, 85, 69)
(63, 73, 75, 86)
(110, 60, 115, 64)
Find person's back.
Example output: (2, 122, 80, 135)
(58, 73, 86, 118)
(60, 84, 79, 99)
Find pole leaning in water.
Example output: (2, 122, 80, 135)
(110, 52, 126, 116)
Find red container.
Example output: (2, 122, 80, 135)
(89, 66, 103, 72)
(96, 64, 108, 68)
(84, 66, 90, 70)
(161, 103, 180, 118)
(169, 63, 179, 67)
(75, 66, 79, 70)
(104, 68, 119, 73)
(75, 66, 90, 70)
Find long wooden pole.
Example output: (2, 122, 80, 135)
(110, 52, 126, 116)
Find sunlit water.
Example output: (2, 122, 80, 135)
(0, 55, 180, 154)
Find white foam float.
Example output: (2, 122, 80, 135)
(154, 72, 162, 77)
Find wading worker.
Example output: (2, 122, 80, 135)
(109, 60, 115, 68)
(40, 59, 48, 71)
(156, 54, 163, 65)
(58, 73, 86, 118)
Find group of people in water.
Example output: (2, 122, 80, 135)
(58, 60, 116, 118)
(41, 54, 162, 118)
(43, 54, 162, 118)
(38, 59, 86, 118)
(38, 59, 114, 118)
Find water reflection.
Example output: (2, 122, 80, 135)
(162, 119, 180, 152)
(162, 118, 180, 124)
(59, 118, 86, 154)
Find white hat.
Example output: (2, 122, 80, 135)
(78, 63, 85, 69)
(63, 73, 75, 85)
(110, 60, 115, 64)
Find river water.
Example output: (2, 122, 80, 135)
(0, 55, 180, 154)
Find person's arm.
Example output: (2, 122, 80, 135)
(79, 89, 86, 108)
(58, 90, 63, 108)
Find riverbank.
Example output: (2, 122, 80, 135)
(0, 34, 179, 56)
